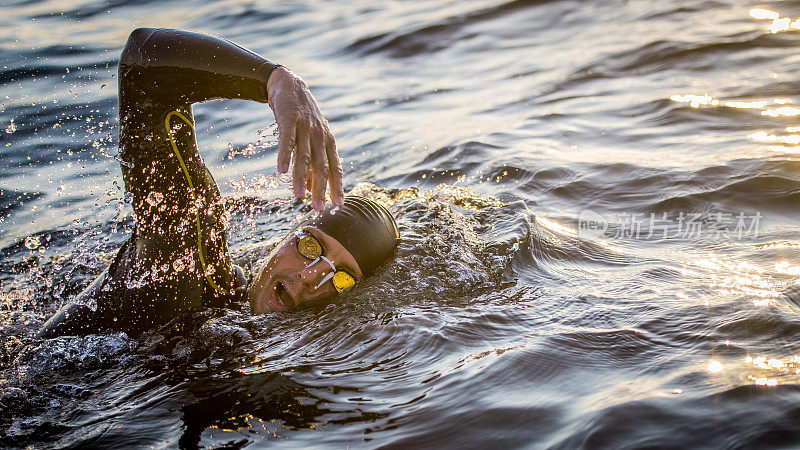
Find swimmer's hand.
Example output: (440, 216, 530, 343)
(267, 66, 344, 211)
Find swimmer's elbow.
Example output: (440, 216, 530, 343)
(120, 27, 159, 67)
(128, 27, 157, 44)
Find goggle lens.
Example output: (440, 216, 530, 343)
(296, 230, 356, 294)
(297, 235, 322, 259)
(332, 271, 356, 293)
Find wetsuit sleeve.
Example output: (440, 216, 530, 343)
(38, 29, 276, 338)
(117, 27, 279, 305)
(119, 28, 277, 106)
(117, 27, 278, 232)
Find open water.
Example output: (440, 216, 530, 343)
(2, 0, 800, 448)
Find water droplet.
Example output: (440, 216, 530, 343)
(5, 119, 16, 134)
(145, 191, 163, 207)
(24, 235, 40, 249)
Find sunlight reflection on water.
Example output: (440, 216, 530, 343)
(3, 0, 800, 447)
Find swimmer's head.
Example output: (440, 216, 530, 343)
(248, 195, 399, 313)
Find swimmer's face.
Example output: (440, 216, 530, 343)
(248, 226, 363, 313)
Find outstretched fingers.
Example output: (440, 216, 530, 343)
(292, 119, 311, 199)
(268, 68, 343, 210)
(309, 126, 328, 211)
(325, 133, 344, 206)
(277, 117, 297, 174)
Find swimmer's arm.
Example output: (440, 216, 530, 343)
(38, 304, 100, 338)
(120, 28, 344, 210)
(120, 27, 276, 104)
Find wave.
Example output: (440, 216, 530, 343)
(0, 189, 43, 218)
(344, 0, 562, 58)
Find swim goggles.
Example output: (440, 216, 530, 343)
(295, 229, 356, 293)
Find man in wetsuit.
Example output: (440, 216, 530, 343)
(39, 28, 399, 338)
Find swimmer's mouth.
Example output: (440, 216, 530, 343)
(274, 281, 295, 310)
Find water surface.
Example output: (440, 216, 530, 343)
(2, 0, 800, 447)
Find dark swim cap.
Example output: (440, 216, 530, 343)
(301, 195, 399, 276)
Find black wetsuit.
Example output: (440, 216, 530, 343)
(39, 28, 279, 337)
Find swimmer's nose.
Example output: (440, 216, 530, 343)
(298, 259, 330, 293)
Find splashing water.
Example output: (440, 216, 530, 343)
(226, 123, 278, 160)
(4, 0, 800, 447)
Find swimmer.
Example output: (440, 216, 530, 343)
(39, 28, 399, 338)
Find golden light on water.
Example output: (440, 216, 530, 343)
(749, 131, 800, 149)
(536, 216, 578, 238)
(707, 361, 724, 373)
(724, 100, 769, 109)
(669, 94, 718, 108)
(670, 93, 800, 150)
(750, 8, 780, 20)
(761, 106, 800, 117)
(742, 355, 800, 387)
(685, 254, 800, 308)
(670, 94, 797, 115)
(775, 261, 800, 276)
(750, 8, 800, 33)
(755, 377, 779, 386)
(705, 354, 800, 388)
(677, 1, 799, 155)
